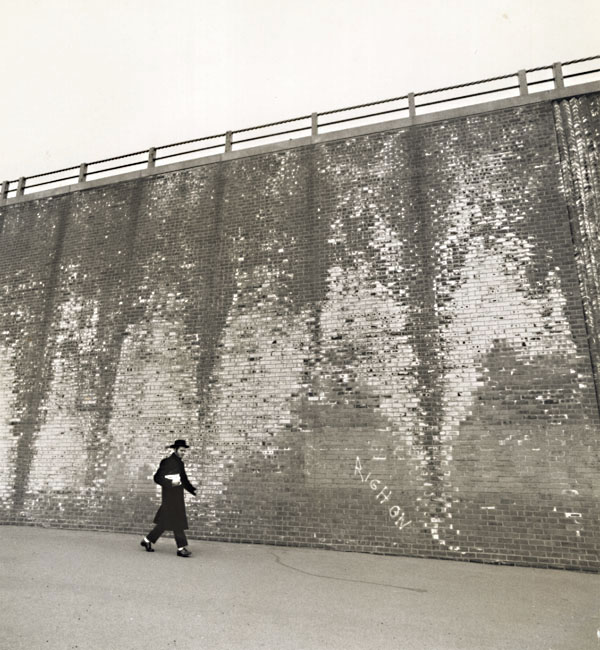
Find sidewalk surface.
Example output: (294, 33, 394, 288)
(1, 525, 598, 650)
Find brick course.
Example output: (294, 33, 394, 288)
(0, 94, 598, 570)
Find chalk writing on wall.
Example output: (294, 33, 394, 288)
(354, 456, 412, 531)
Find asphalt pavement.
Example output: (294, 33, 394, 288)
(1, 525, 598, 650)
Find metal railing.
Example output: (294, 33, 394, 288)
(1, 56, 599, 202)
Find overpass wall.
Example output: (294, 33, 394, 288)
(0, 90, 599, 570)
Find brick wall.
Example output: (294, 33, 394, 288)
(554, 94, 600, 410)
(0, 93, 599, 570)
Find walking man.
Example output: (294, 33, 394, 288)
(141, 439, 197, 557)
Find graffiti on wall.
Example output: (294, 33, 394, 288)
(354, 456, 412, 531)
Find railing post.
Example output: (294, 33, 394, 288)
(553, 62, 565, 90)
(311, 112, 318, 137)
(78, 163, 88, 183)
(408, 93, 416, 118)
(16, 177, 26, 197)
(225, 131, 233, 153)
(147, 147, 157, 168)
(0, 181, 8, 203)
(518, 69, 528, 96)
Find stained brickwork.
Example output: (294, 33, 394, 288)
(0, 95, 599, 570)
(554, 94, 600, 409)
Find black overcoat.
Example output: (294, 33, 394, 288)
(153, 453, 196, 530)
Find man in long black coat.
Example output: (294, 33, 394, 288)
(141, 439, 197, 557)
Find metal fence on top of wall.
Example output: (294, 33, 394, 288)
(1, 56, 599, 202)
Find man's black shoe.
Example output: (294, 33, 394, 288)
(177, 548, 192, 557)
(140, 540, 154, 552)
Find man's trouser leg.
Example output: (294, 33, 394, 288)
(173, 529, 188, 548)
(147, 525, 165, 544)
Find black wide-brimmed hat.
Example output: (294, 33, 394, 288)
(167, 439, 190, 449)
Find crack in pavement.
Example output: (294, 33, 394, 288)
(268, 551, 428, 593)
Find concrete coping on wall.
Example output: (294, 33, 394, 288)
(2, 80, 599, 207)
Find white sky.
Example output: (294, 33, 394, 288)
(1, 0, 598, 183)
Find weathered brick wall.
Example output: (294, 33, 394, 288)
(0, 94, 599, 570)
(554, 94, 600, 409)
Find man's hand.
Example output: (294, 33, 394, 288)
(172, 479, 182, 486)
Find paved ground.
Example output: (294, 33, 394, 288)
(0, 525, 598, 650)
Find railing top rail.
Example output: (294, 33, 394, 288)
(232, 114, 312, 135)
(159, 132, 228, 151)
(2, 55, 599, 194)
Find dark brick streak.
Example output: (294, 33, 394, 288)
(193, 164, 233, 443)
(11, 199, 70, 514)
(554, 97, 600, 417)
(404, 129, 447, 507)
(84, 183, 146, 487)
